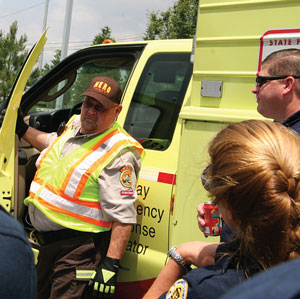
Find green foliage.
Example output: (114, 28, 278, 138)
(0, 21, 63, 105)
(0, 21, 40, 103)
(0, 0, 198, 104)
(41, 49, 61, 76)
(92, 26, 115, 45)
(144, 0, 199, 40)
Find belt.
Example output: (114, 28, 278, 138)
(30, 229, 95, 246)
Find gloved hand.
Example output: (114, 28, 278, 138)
(16, 109, 29, 139)
(90, 256, 120, 298)
(0, 108, 29, 139)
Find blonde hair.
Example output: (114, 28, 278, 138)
(207, 120, 300, 274)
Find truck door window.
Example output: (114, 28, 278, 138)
(124, 53, 192, 151)
(28, 56, 135, 114)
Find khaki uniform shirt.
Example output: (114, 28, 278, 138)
(28, 118, 141, 231)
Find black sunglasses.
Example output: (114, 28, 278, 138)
(82, 100, 117, 113)
(256, 75, 300, 87)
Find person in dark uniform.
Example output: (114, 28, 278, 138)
(144, 120, 300, 298)
(0, 205, 37, 299)
(221, 257, 300, 299)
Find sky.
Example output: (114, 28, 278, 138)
(0, 0, 176, 66)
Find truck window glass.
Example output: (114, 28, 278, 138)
(28, 56, 135, 114)
(124, 53, 192, 151)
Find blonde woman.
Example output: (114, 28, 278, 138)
(144, 120, 300, 299)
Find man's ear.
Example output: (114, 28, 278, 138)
(282, 76, 296, 96)
(115, 104, 122, 117)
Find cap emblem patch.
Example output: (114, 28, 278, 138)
(120, 166, 132, 188)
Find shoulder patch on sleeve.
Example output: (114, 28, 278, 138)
(166, 279, 188, 299)
(120, 166, 133, 188)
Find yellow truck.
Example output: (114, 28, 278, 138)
(1, 0, 300, 298)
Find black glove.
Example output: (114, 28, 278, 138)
(16, 109, 29, 139)
(90, 257, 120, 298)
(0, 108, 29, 139)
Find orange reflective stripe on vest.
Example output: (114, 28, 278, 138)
(31, 177, 101, 209)
(62, 130, 141, 199)
(60, 128, 119, 197)
(29, 180, 110, 228)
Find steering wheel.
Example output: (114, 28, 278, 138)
(68, 102, 82, 119)
(140, 138, 170, 151)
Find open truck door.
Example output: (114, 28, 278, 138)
(0, 30, 47, 219)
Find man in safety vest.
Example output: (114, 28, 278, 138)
(17, 77, 144, 298)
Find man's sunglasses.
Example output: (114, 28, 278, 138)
(82, 100, 116, 112)
(256, 75, 300, 87)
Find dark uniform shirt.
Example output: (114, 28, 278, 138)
(159, 244, 246, 299)
(221, 257, 300, 299)
(220, 222, 235, 242)
(0, 205, 37, 299)
(282, 109, 300, 134)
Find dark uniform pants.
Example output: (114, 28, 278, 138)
(36, 231, 110, 299)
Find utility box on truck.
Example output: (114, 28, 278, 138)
(0, 1, 300, 298)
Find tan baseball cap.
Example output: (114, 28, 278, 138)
(80, 77, 122, 109)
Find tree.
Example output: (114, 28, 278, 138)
(144, 0, 199, 40)
(92, 26, 115, 45)
(41, 49, 61, 76)
(0, 21, 40, 103)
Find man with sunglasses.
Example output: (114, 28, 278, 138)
(10, 76, 144, 299)
(252, 48, 300, 132)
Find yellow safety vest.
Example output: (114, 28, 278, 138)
(25, 116, 144, 233)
